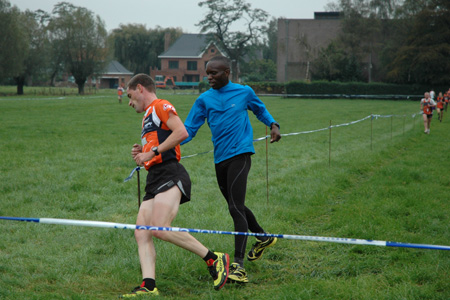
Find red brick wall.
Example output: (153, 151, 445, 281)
(150, 44, 224, 83)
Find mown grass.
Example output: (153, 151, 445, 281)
(0, 91, 449, 300)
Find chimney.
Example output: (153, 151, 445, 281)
(164, 33, 171, 51)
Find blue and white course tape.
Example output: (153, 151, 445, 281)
(1, 216, 449, 251)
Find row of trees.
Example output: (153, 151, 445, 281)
(0, 1, 186, 95)
(110, 26, 182, 76)
(196, 0, 450, 86)
(0, 0, 277, 95)
(313, 0, 450, 86)
(0, 1, 109, 94)
(2, 0, 448, 94)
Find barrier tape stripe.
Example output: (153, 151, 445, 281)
(1, 217, 449, 251)
(125, 113, 422, 182)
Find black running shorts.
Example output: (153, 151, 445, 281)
(143, 159, 191, 204)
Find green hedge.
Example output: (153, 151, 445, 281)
(247, 81, 448, 98)
(245, 82, 285, 94)
(285, 81, 447, 96)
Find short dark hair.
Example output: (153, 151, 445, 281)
(127, 73, 156, 93)
(209, 56, 230, 69)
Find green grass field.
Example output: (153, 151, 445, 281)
(1, 89, 449, 299)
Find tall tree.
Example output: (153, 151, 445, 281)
(240, 59, 276, 82)
(326, 0, 405, 82)
(312, 41, 364, 82)
(110, 25, 182, 75)
(387, 0, 450, 85)
(13, 9, 51, 94)
(395, 0, 433, 18)
(262, 17, 278, 63)
(0, 0, 27, 83)
(48, 2, 108, 94)
(196, 0, 268, 81)
(238, 17, 277, 82)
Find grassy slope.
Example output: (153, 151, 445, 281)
(0, 93, 449, 299)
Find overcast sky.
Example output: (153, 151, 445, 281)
(11, 0, 332, 33)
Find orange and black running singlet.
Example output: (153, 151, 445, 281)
(437, 97, 444, 109)
(141, 99, 181, 170)
(423, 99, 432, 115)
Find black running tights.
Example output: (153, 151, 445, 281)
(215, 153, 265, 262)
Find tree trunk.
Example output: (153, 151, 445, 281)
(77, 82, 85, 95)
(50, 70, 57, 87)
(75, 76, 86, 94)
(231, 59, 239, 82)
(15, 75, 25, 95)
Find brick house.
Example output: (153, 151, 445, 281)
(150, 34, 227, 87)
(98, 60, 133, 89)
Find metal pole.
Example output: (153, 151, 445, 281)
(391, 116, 393, 141)
(403, 115, 405, 135)
(137, 169, 141, 210)
(329, 120, 332, 167)
(371, 114, 373, 151)
(266, 126, 269, 205)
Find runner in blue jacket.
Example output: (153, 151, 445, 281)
(182, 56, 281, 284)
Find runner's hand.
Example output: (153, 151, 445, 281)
(270, 127, 281, 143)
(131, 144, 142, 159)
(134, 152, 153, 166)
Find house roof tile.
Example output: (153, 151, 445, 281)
(159, 34, 222, 58)
(105, 60, 133, 74)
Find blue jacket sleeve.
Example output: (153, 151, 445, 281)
(181, 98, 206, 145)
(246, 87, 277, 127)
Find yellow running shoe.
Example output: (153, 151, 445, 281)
(227, 262, 249, 283)
(207, 252, 230, 290)
(119, 286, 159, 298)
(247, 236, 277, 261)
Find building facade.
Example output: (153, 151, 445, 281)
(150, 34, 226, 87)
(98, 60, 133, 89)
